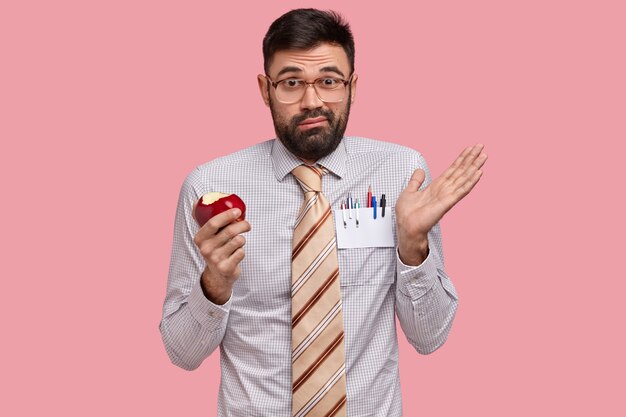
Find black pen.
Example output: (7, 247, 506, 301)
(381, 194, 386, 217)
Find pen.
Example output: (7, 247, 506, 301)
(367, 186, 372, 208)
(348, 193, 353, 219)
(381, 194, 386, 217)
(341, 202, 347, 228)
(355, 199, 360, 228)
(372, 195, 377, 219)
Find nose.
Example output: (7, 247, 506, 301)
(300, 83, 324, 111)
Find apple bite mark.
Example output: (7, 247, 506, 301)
(201, 192, 228, 205)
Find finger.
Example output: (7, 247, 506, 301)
(216, 222, 249, 247)
(216, 247, 246, 278)
(461, 169, 484, 197)
(450, 162, 480, 192)
(441, 146, 472, 180)
(195, 219, 250, 265)
(405, 169, 426, 193)
(447, 144, 485, 181)
(452, 169, 483, 201)
(230, 247, 246, 267)
(195, 208, 243, 241)
(214, 220, 251, 246)
(217, 234, 247, 260)
(473, 151, 488, 169)
(459, 144, 485, 171)
(206, 235, 246, 273)
(450, 150, 487, 189)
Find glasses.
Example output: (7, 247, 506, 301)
(266, 75, 353, 104)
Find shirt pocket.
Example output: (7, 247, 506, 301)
(337, 247, 396, 286)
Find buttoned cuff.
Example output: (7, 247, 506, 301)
(187, 280, 231, 329)
(396, 246, 438, 301)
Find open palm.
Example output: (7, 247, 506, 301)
(395, 144, 487, 264)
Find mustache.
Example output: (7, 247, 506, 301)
(292, 109, 335, 126)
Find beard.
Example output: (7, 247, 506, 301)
(269, 93, 351, 162)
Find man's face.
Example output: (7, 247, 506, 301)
(258, 43, 358, 163)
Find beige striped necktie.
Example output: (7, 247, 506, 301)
(291, 164, 347, 417)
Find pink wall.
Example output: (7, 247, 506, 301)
(2, 0, 624, 415)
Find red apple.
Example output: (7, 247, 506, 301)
(193, 192, 246, 227)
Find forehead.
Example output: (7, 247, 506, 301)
(267, 43, 351, 77)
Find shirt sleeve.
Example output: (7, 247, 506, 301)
(159, 168, 230, 370)
(393, 152, 459, 354)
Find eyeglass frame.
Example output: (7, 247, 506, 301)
(265, 74, 354, 104)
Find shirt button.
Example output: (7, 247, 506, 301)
(208, 311, 216, 317)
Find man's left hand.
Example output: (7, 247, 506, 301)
(395, 144, 488, 265)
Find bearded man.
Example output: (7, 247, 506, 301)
(160, 8, 487, 417)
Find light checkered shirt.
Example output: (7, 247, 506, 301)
(160, 137, 458, 416)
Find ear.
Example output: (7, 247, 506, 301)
(349, 73, 358, 104)
(257, 74, 270, 107)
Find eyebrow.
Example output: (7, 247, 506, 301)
(319, 66, 345, 78)
(275, 65, 346, 79)
(276, 66, 303, 78)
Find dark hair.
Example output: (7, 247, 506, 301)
(262, 8, 355, 75)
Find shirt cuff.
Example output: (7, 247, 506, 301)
(396, 246, 438, 300)
(187, 280, 232, 329)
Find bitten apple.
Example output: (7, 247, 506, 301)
(193, 192, 246, 227)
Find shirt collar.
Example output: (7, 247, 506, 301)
(271, 138, 347, 181)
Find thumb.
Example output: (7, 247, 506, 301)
(405, 169, 426, 193)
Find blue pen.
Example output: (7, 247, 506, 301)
(348, 193, 353, 219)
(372, 195, 377, 219)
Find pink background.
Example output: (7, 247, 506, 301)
(2, 0, 624, 415)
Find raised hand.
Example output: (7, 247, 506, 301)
(395, 144, 487, 265)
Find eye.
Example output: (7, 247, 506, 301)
(279, 79, 303, 89)
(317, 78, 342, 89)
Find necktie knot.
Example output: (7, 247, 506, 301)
(292, 164, 327, 193)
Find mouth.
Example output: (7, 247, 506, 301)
(298, 117, 328, 131)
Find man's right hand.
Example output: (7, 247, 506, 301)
(193, 208, 252, 305)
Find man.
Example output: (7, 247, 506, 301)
(160, 8, 487, 417)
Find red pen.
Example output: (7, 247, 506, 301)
(367, 186, 372, 208)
